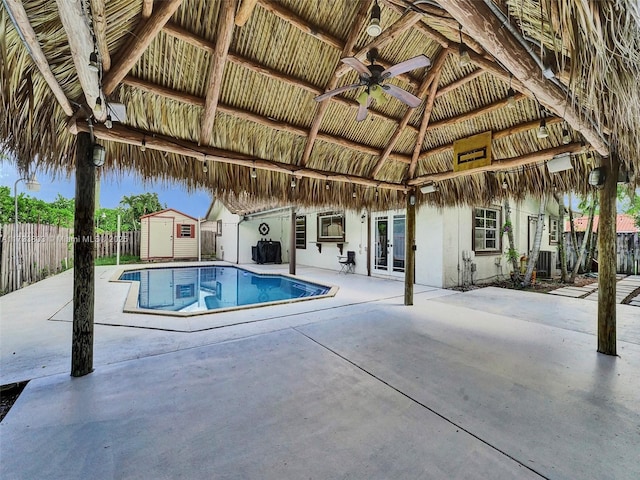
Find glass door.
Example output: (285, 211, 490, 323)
(373, 213, 405, 277)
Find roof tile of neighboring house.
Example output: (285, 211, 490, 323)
(565, 214, 639, 233)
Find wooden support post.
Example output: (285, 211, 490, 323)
(404, 192, 416, 305)
(597, 155, 619, 356)
(289, 208, 296, 275)
(71, 132, 96, 377)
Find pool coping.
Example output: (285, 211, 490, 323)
(111, 262, 339, 317)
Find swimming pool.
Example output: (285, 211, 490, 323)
(117, 265, 334, 315)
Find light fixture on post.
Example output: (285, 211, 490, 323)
(91, 144, 106, 167)
(366, 0, 382, 37)
(409, 193, 416, 206)
(420, 183, 438, 194)
(546, 153, 573, 174)
(14, 173, 40, 289)
(88, 51, 99, 72)
(588, 167, 606, 188)
(458, 24, 471, 67)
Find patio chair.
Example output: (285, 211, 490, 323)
(338, 251, 356, 274)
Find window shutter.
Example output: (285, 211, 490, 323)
(176, 224, 182, 236)
(190, 225, 195, 238)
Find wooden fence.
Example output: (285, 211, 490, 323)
(201, 230, 216, 258)
(563, 232, 640, 274)
(94, 231, 140, 258)
(0, 223, 74, 293)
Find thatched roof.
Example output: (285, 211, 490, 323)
(1, 0, 638, 210)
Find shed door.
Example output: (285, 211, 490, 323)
(149, 217, 174, 257)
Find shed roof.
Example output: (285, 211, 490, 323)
(1, 1, 638, 209)
(141, 208, 198, 221)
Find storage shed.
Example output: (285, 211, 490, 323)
(140, 208, 198, 261)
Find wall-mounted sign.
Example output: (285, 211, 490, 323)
(453, 131, 492, 172)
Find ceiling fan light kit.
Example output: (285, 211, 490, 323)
(314, 48, 430, 121)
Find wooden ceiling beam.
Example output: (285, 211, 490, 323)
(299, 1, 372, 168)
(71, 121, 408, 192)
(142, 0, 153, 19)
(102, 0, 182, 95)
(371, 49, 449, 178)
(236, 0, 260, 26)
(426, 92, 526, 131)
(55, 0, 106, 121)
(335, 10, 424, 78)
(437, 0, 609, 156)
(3, 0, 74, 116)
(379, 0, 449, 48)
(121, 76, 412, 164)
(408, 59, 443, 179)
(417, 117, 564, 162)
(409, 142, 587, 186)
(162, 22, 420, 131)
(199, 0, 237, 145)
(89, 0, 110, 71)
(436, 68, 485, 98)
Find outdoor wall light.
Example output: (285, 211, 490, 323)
(420, 184, 438, 194)
(366, 1, 382, 37)
(546, 153, 573, 173)
(91, 144, 106, 167)
(409, 194, 416, 205)
(588, 167, 606, 188)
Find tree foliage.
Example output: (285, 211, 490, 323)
(119, 193, 165, 231)
(617, 186, 640, 227)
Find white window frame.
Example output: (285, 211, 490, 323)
(473, 207, 501, 253)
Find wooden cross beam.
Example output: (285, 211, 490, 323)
(142, 0, 153, 19)
(236, 0, 260, 26)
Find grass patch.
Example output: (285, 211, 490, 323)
(95, 254, 140, 266)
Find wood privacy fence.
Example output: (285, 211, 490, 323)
(0, 224, 141, 293)
(201, 230, 216, 258)
(563, 232, 640, 274)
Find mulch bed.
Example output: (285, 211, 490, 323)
(450, 274, 599, 294)
(0, 381, 28, 422)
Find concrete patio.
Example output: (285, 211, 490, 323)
(1, 264, 639, 479)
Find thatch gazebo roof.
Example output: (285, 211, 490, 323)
(1, 0, 639, 209)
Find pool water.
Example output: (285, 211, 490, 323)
(119, 266, 331, 313)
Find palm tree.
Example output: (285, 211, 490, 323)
(522, 193, 547, 287)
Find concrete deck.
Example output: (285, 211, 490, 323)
(1, 265, 639, 479)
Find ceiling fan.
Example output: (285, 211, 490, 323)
(314, 49, 431, 121)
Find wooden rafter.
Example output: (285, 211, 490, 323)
(371, 49, 449, 179)
(236, 0, 260, 26)
(298, 1, 371, 168)
(142, 0, 153, 19)
(436, 68, 485, 98)
(335, 11, 424, 78)
(417, 117, 564, 162)
(379, 0, 449, 48)
(408, 59, 443, 179)
(3, 0, 74, 116)
(409, 142, 587, 186)
(102, 0, 182, 95)
(55, 0, 106, 121)
(426, 92, 526, 132)
(70, 121, 408, 192)
(162, 22, 420, 130)
(437, 0, 609, 156)
(199, 0, 236, 145)
(121, 76, 412, 164)
(89, 0, 110, 71)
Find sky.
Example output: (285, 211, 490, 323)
(0, 160, 213, 219)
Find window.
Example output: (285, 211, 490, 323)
(177, 224, 194, 238)
(175, 284, 195, 299)
(317, 212, 345, 242)
(549, 216, 559, 244)
(295, 216, 306, 249)
(473, 207, 500, 253)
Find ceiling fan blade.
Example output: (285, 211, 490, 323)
(381, 54, 431, 79)
(314, 83, 362, 102)
(356, 101, 369, 122)
(341, 57, 372, 78)
(382, 84, 422, 108)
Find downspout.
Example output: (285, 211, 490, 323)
(236, 217, 245, 264)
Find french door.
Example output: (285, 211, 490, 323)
(373, 212, 406, 277)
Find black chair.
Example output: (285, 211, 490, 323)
(338, 251, 356, 274)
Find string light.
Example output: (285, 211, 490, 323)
(251, 167, 257, 179)
(203, 161, 208, 173)
(140, 138, 146, 152)
(458, 24, 471, 67)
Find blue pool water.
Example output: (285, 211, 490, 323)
(119, 266, 330, 313)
